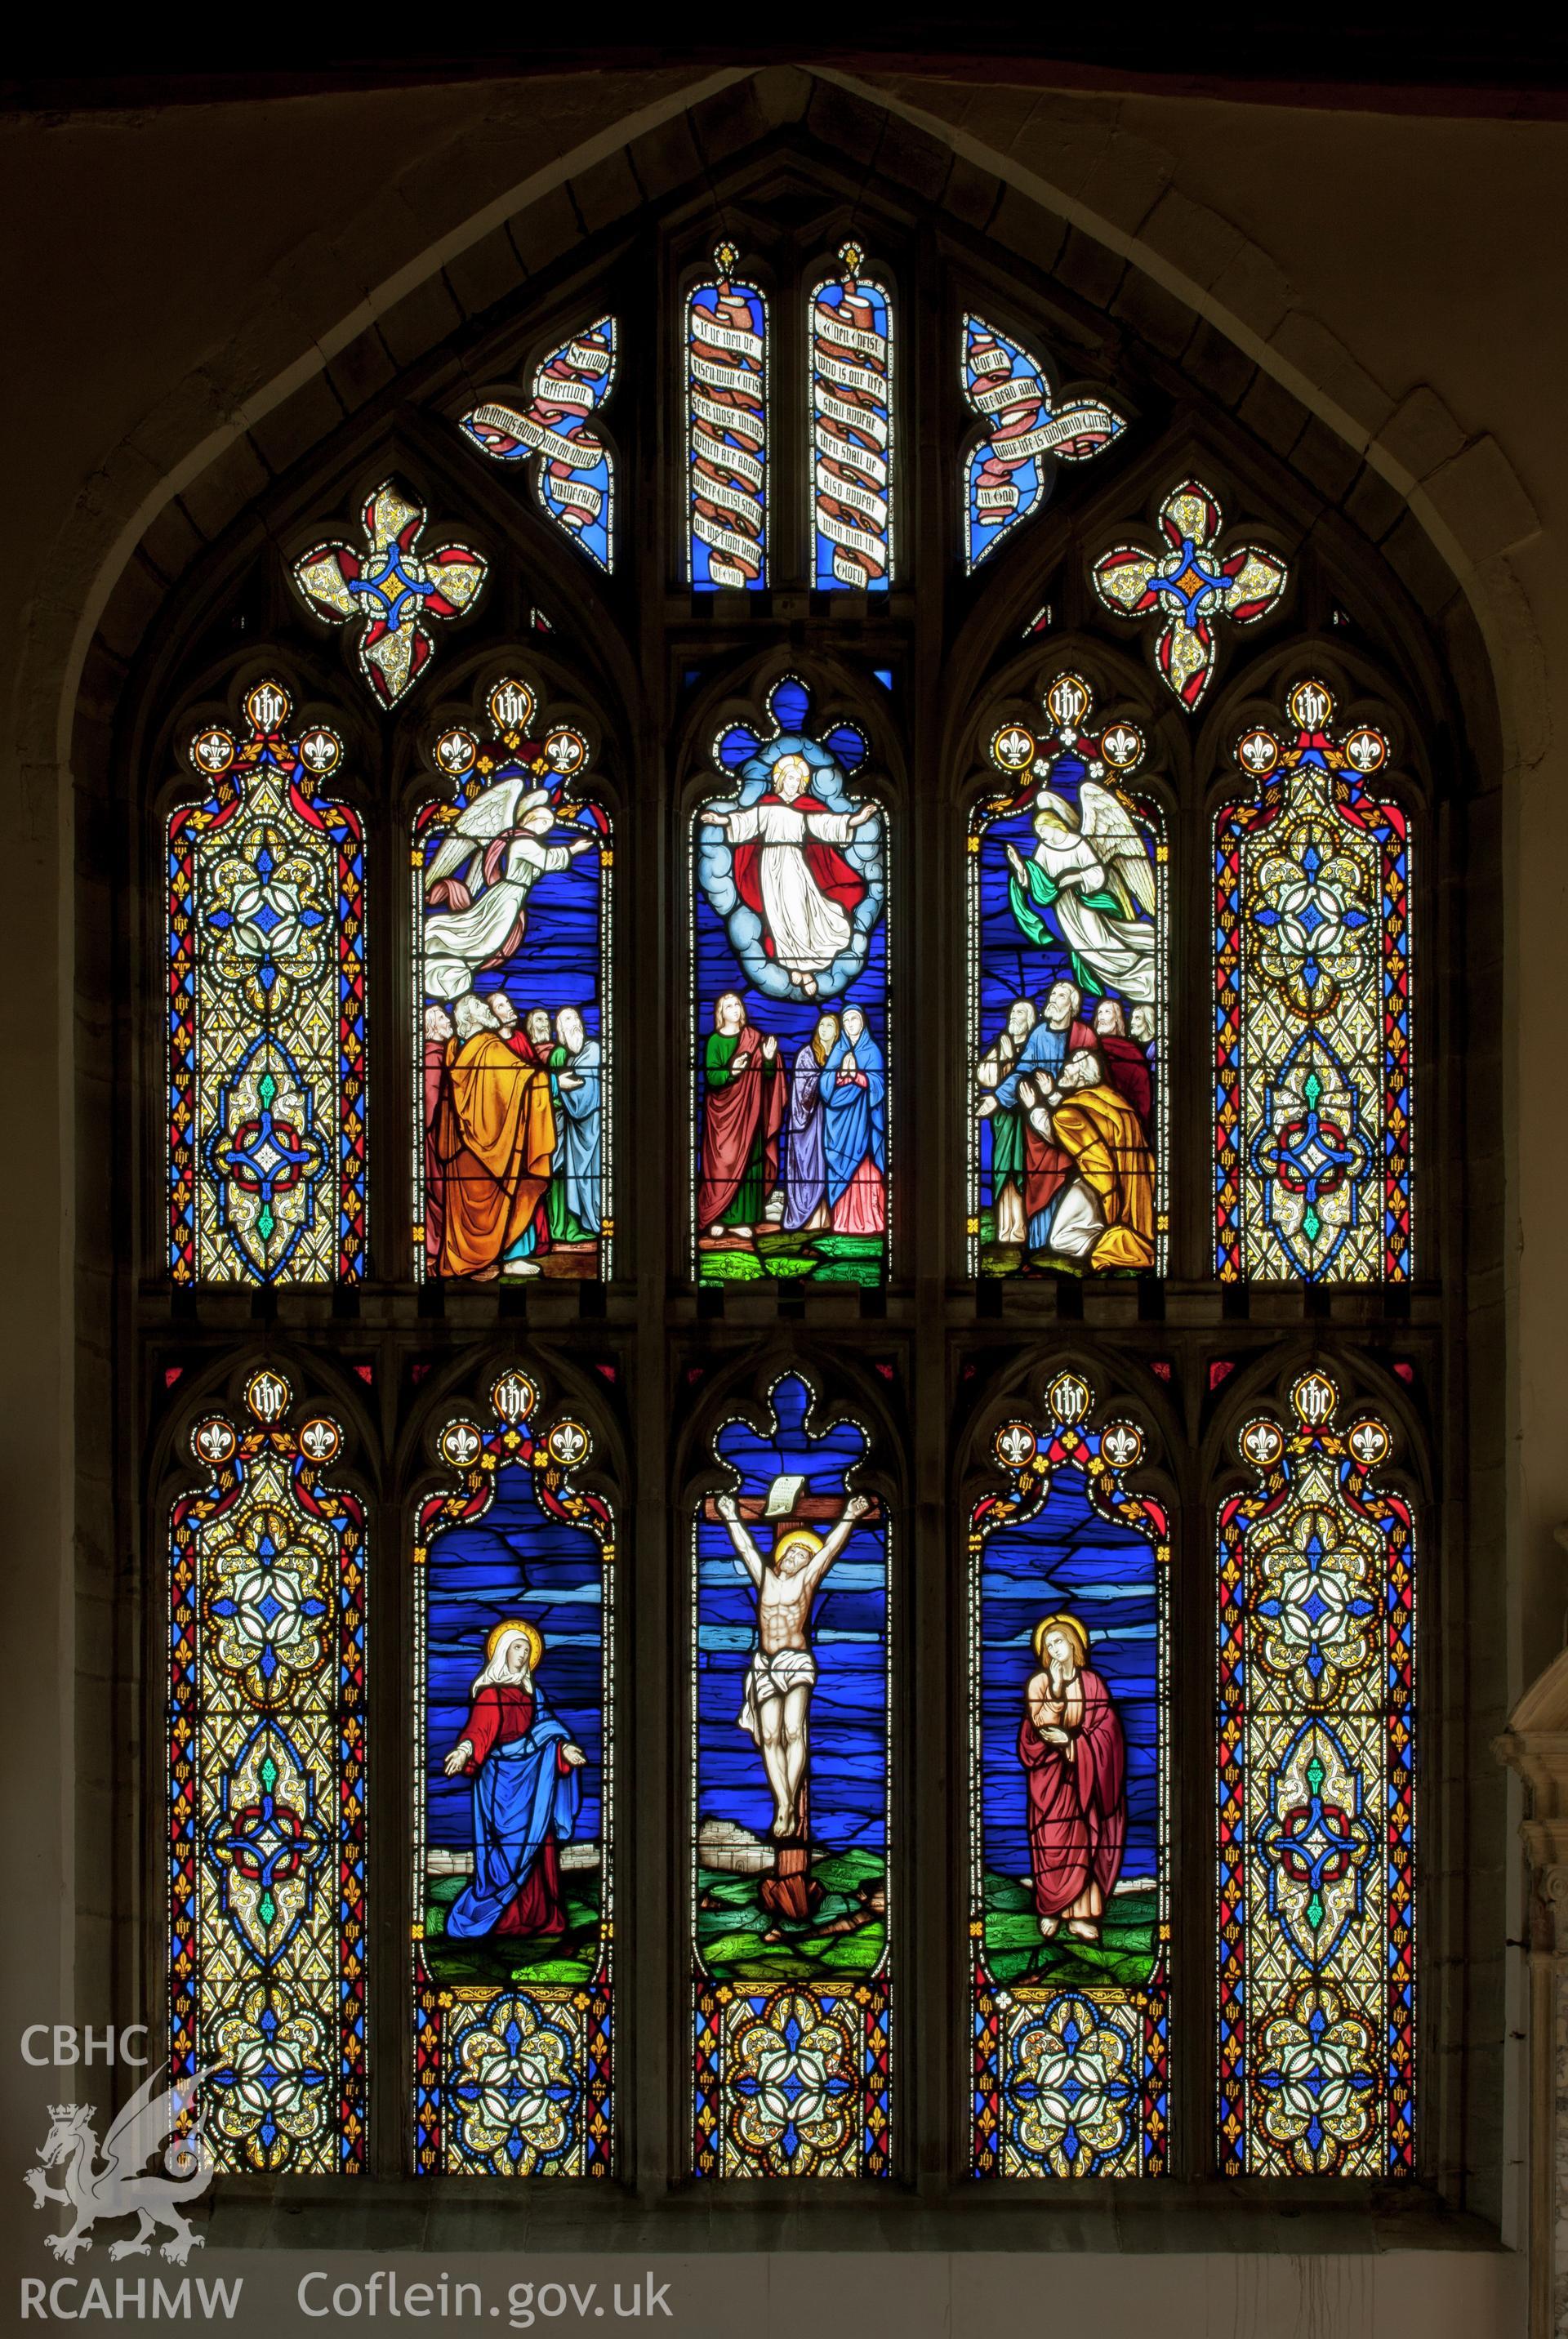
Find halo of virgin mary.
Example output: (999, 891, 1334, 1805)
(444, 1619, 581, 1940)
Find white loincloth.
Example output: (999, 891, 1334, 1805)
(737, 1647, 817, 1742)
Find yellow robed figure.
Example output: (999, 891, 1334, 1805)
(433, 996, 558, 1279)
(1042, 1050, 1156, 1272)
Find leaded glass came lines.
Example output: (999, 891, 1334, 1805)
(692, 1375, 891, 2177)
(412, 1369, 614, 2176)
(1214, 680, 1413, 1281)
(970, 1374, 1169, 2178)
(688, 247, 768, 591)
(1216, 1373, 1415, 2176)
(168, 1370, 367, 2175)
(809, 244, 893, 591)
(167, 681, 366, 1285)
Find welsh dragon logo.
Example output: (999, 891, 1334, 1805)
(24, 2065, 212, 2265)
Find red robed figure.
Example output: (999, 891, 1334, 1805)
(1018, 1628, 1127, 1926)
(456, 1681, 571, 1935)
(732, 786, 866, 960)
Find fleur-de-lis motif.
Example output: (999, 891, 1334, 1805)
(1101, 1420, 1143, 1472)
(1241, 1418, 1285, 1471)
(1348, 1419, 1391, 1469)
(299, 1418, 340, 1464)
(547, 1420, 590, 1468)
(439, 1420, 483, 1470)
(1091, 479, 1286, 710)
(291, 480, 488, 710)
(194, 1416, 237, 1468)
(987, 673, 1147, 794)
(996, 1422, 1036, 1471)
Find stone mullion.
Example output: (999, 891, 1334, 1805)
(630, 225, 675, 2196)
(906, 216, 949, 2193)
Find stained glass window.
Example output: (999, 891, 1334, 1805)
(1217, 1371, 1415, 2175)
(291, 481, 488, 709)
(414, 1367, 613, 2176)
(692, 1373, 890, 2176)
(687, 245, 768, 590)
(413, 675, 611, 1283)
(693, 676, 889, 1285)
(457, 318, 618, 573)
(169, 1369, 366, 2173)
(970, 1372, 1169, 2177)
(960, 316, 1125, 573)
(1091, 479, 1286, 711)
(969, 674, 1165, 1277)
(168, 679, 367, 1285)
(1215, 679, 1413, 1281)
(809, 243, 893, 590)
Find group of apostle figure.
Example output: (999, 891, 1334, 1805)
(976, 978, 1157, 1270)
(697, 991, 889, 1246)
(422, 991, 603, 1280)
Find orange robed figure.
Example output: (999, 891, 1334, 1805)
(433, 994, 559, 1280)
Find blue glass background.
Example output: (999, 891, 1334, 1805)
(425, 1461, 604, 1852)
(694, 1377, 885, 1856)
(812, 274, 893, 593)
(688, 279, 768, 593)
(979, 1468, 1157, 1884)
(964, 320, 1045, 571)
(419, 775, 604, 1046)
(974, 759, 1154, 1219)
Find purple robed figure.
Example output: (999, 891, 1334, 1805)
(783, 1013, 839, 1232)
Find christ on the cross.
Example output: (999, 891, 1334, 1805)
(715, 1487, 871, 1837)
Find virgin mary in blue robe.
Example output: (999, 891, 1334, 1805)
(822, 1008, 887, 1235)
(444, 1624, 583, 1940)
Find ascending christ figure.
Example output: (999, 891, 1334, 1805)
(706, 752, 878, 996)
(715, 1489, 871, 1837)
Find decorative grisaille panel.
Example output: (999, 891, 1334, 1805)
(1217, 1372, 1415, 2176)
(167, 680, 366, 1286)
(1214, 680, 1413, 1283)
(169, 1370, 366, 2173)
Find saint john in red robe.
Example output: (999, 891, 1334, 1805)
(698, 1013, 784, 1231)
(1018, 1653, 1126, 1929)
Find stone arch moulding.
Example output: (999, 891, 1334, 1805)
(50, 59, 1536, 793)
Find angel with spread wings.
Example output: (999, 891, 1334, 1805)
(1004, 777, 1157, 1006)
(423, 775, 595, 1001)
